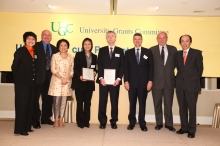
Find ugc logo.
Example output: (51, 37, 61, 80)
(51, 22, 73, 36)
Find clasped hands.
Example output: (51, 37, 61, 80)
(124, 81, 153, 91)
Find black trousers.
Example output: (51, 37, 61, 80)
(75, 89, 93, 127)
(98, 85, 120, 124)
(176, 83, 198, 133)
(128, 87, 148, 126)
(33, 70, 53, 123)
(152, 87, 174, 126)
(14, 85, 35, 133)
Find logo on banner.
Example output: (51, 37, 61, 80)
(51, 22, 73, 36)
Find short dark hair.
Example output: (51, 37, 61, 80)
(179, 34, 192, 44)
(23, 31, 37, 44)
(133, 33, 142, 39)
(82, 38, 93, 52)
(56, 39, 70, 49)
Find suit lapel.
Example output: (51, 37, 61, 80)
(81, 51, 87, 68)
(165, 46, 171, 66)
(139, 48, 145, 65)
(155, 45, 164, 65)
(184, 48, 192, 66)
(131, 48, 138, 65)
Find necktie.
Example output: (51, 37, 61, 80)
(46, 44, 51, 70)
(136, 49, 140, 64)
(110, 47, 113, 59)
(183, 50, 187, 65)
(161, 46, 164, 63)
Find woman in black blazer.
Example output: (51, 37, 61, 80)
(72, 38, 97, 128)
(11, 32, 37, 136)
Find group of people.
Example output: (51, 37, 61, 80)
(11, 30, 203, 139)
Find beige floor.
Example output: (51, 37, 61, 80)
(0, 120, 220, 146)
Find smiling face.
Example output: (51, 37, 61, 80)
(83, 40, 92, 52)
(157, 32, 168, 46)
(133, 35, 142, 48)
(59, 41, 68, 53)
(180, 35, 192, 50)
(41, 30, 52, 44)
(25, 36, 36, 47)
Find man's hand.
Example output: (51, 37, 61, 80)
(124, 81, 130, 91)
(80, 76, 87, 82)
(147, 81, 153, 91)
(100, 78, 106, 86)
(113, 79, 120, 86)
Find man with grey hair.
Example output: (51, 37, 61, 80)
(32, 30, 58, 129)
(96, 31, 124, 129)
(149, 31, 177, 132)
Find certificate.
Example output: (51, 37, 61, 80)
(104, 69, 116, 85)
(82, 68, 94, 81)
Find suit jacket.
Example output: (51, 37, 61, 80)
(124, 47, 154, 88)
(34, 41, 58, 85)
(150, 45, 177, 89)
(96, 46, 124, 85)
(72, 51, 97, 91)
(11, 47, 37, 87)
(175, 48, 203, 92)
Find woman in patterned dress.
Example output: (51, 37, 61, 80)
(48, 39, 74, 128)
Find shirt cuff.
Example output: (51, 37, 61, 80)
(117, 78, 121, 81)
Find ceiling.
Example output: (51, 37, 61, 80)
(0, 0, 220, 16)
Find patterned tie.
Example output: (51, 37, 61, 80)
(46, 44, 51, 70)
(183, 50, 187, 65)
(110, 47, 113, 59)
(136, 49, 140, 64)
(161, 46, 164, 63)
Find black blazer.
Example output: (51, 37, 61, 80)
(96, 46, 124, 85)
(124, 47, 154, 88)
(11, 47, 37, 87)
(150, 44, 177, 89)
(34, 41, 58, 85)
(72, 51, 97, 91)
(175, 48, 203, 92)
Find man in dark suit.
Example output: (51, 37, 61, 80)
(96, 31, 124, 129)
(149, 31, 177, 132)
(32, 30, 58, 128)
(175, 34, 203, 138)
(124, 33, 154, 131)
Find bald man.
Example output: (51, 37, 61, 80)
(149, 32, 177, 132)
(175, 34, 203, 138)
(32, 30, 58, 128)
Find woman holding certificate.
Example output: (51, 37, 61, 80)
(72, 38, 97, 128)
(48, 39, 74, 128)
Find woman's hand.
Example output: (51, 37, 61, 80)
(61, 78, 69, 85)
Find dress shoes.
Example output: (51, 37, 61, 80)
(140, 126, 148, 132)
(188, 132, 195, 138)
(27, 129, 34, 132)
(33, 122, 41, 129)
(127, 125, 135, 130)
(41, 120, 54, 125)
(85, 125, 90, 128)
(78, 125, 84, 129)
(155, 125, 163, 130)
(20, 132, 29, 136)
(99, 124, 106, 129)
(165, 125, 176, 132)
(111, 123, 117, 129)
(176, 129, 188, 134)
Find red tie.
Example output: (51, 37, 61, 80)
(183, 51, 187, 65)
